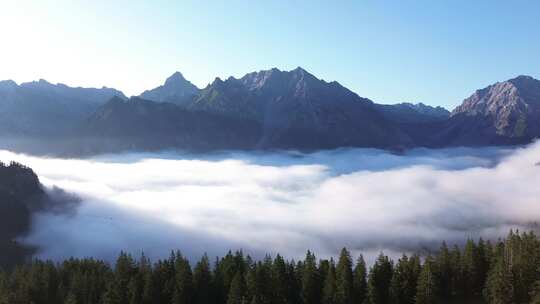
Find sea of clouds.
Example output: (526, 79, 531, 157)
(1, 141, 539, 263)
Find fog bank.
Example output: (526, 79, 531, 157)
(1, 142, 538, 263)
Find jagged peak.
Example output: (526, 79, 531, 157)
(293, 66, 306, 72)
(243, 66, 314, 78)
(288, 66, 319, 81)
(18, 79, 56, 89)
(164, 71, 187, 85)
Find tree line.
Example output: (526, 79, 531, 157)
(0, 230, 539, 304)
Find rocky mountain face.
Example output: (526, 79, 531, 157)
(188, 67, 411, 149)
(0, 79, 126, 136)
(437, 75, 540, 145)
(139, 72, 199, 106)
(376, 102, 450, 124)
(81, 96, 262, 152)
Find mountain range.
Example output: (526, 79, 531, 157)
(0, 68, 539, 155)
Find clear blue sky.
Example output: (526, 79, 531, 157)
(1, 0, 539, 109)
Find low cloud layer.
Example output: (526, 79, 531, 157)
(1, 142, 538, 263)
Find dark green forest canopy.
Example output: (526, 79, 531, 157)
(0, 230, 539, 304)
(0, 161, 45, 268)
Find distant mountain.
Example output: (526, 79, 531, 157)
(437, 75, 540, 145)
(139, 72, 199, 106)
(1, 71, 540, 154)
(189, 67, 411, 149)
(81, 96, 262, 152)
(0, 79, 126, 136)
(375, 102, 450, 124)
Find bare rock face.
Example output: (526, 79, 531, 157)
(438, 76, 540, 145)
(452, 76, 540, 138)
(190, 67, 411, 149)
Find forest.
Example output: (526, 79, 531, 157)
(0, 230, 539, 304)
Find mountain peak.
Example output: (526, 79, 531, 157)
(510, 74, 536, 81)
(292, 66, 307, 73)
(139, 72, 199, 105)
(212, 77, 224, 84)
(450, 75, 540, 140)
(0, 80, 18, 89)
(164, 71, 187, 86)
(289, 66, 319, 83)
(507, 75, 540, 89)
(37, 79, 54, 87)
(289, 66, 313, 77)
(19, 79, 55, 89)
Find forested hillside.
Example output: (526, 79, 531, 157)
(1, 230, 538, 304)
(0, 161, 45, 268)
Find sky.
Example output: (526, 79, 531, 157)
(0, 0, 539, 109)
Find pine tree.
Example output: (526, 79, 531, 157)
(103, 281, 122, 304)
(140, 269, 157, 304)
(257, 257, 273, 304)
(194, 254, 213, 304)
(352, 255, 367, 304)
(212, 257, 227, 304)
(302, 251, 321, 304)
(335, 248, 353, 304)
(0, 271, 9, 304)
(484, 256, 514, 304)
(322, 259, 336, 304)
(475, 238, 489, 294)
(319, 260, 331, 289)
(172, 252, 194, 304)
(513, 231, 539, 303)
(449, 245, 463, 299)
(367, 253, 393, 304)
(64, 292, 78, 304)
(530, 279, 540, 304)
(227, 272, 246, 304)
(109, 251, 136, 304)
(415, 256, 439, 304)
(389, 254, 420, 304)
(435, 242, 451, 299)
(287, 261, 301, 304)
(246, 262, 258, 303)
(271, 254, 289, 304)
(461, 239, 478, 298)
(127, 277, 142, 304)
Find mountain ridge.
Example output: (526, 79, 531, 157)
(1, 70, 539, 155)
